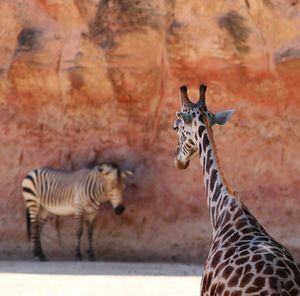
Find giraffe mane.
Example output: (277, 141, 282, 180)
(202, 114, 238, 197)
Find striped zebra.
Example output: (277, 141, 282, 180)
(22, 162, 133, 261)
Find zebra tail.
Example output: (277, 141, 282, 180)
(26, 208, 31, 241)
(55, 216, 63, 246)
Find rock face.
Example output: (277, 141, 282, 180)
(0, 0, 299, 261)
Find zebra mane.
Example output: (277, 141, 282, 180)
(94, 162, 122, 179)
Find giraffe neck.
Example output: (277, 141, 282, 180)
(194, 117, 236, 232)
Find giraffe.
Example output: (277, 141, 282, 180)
(173, 84, 300, 295)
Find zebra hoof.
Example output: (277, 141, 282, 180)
(33, 255, 48, 262)
(88, 254, 96, 261)
(40, 256, 48, 262)
(75, 254, 82, 261)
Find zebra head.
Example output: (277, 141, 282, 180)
(97, 163, 133, 215)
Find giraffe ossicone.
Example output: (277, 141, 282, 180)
(173, 84, 300, 295)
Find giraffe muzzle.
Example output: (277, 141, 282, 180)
(114, 204, 125, 215)
(174, 158, 190, 170)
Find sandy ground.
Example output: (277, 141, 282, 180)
(0, 261, 203, 296)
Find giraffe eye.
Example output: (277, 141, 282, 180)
(173, 118, 181, 131)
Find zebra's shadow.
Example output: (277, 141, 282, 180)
(0, 261, 202, 276)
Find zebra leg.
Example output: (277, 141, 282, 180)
(86, 213, 97, 261)
(74, 211, 83, 261)
(27, 205, 43, 261)
(31, 218, 41, 260)
(36, 208, 49, 261)
(23, 192, 42, 260)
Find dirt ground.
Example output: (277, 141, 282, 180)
(0, 261, 203, 296)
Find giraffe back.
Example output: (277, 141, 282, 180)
(201, 197, 300, 295)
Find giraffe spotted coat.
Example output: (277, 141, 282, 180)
(203, 196, 300, 295)
(173, 84, 300, 295)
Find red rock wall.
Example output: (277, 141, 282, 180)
(0, 0, 299, 261)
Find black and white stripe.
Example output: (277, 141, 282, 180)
(22, 163, 132, 261)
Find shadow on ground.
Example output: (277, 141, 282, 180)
(0, 261, 203, 276)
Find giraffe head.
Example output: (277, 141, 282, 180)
(173, 84, 235, 169)
(97, 163, 134, 215)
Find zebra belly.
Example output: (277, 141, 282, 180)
(43, 204, 77, 216)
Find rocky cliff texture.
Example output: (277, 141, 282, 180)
(0, 0, 299, 261)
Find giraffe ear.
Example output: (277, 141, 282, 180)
(214, 109, 235, 125)
(176, 111, 193, 124)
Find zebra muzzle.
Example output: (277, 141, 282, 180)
(114, 205, 125, 215)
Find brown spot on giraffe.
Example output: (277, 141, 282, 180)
(230, 291, 242, 296)
(202, 133, 209, 152)
(228, 266, 243, 287)
(210, 250, 223, 268)
(240, 272, 253, 288)
(222, 265, 234, 279)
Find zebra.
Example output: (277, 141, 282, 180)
(22, 162, 133, 261)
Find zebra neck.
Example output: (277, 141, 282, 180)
(89, 174, 106, 206)
(95, 181, 106, 203)
(196, 124, 236, 232)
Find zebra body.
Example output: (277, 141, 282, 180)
(22, 163, 132, 261)
(23, 168, 106, 216)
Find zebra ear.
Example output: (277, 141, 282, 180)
(121, 169, 134, 179)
